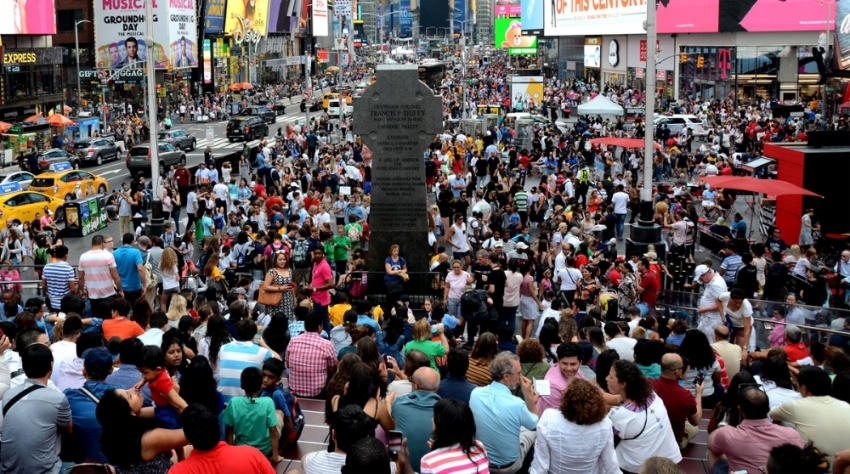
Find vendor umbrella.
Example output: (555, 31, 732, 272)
(702, 176, 821, 197)
(48, 114, 77, 127)
(24, 114, 49, 125)
(63, 105, 73, 113)
(0, 122, 12, 133)
(591, 137, 662, 150)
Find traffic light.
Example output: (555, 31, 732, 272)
(697, 56, 705, 68)
(680, 54, 687, 63)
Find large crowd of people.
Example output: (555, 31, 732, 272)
(0, 54, 849, 474)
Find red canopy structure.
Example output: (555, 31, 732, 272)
(590, 137, 662, 150)
(702, 176, 821, 197)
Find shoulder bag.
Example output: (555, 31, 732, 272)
(258, 270, 283, 307)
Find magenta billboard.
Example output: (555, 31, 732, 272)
(657, 0, 835, 34)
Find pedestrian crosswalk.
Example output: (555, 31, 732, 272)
(195, 114, 309, 152)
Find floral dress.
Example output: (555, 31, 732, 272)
(617, 273, 638, 319)
(267, 269, 296, 323)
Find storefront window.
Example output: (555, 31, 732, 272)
(9, 70, 32, 99)
(4, 65, 64, 102)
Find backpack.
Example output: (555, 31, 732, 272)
(144, 253, 158, 290)
(235, 242, 255, 269)
(347, 224, 362, 243)
(604, 297, 619, 322)
(34, 247, 49, 266)
(292, 239, 309, 266)
(460, 289, 489, 321)
(252, 241, 266, 270)
(282, 390, 305, 447)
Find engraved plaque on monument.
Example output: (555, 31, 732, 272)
(353, 65, 442, 289)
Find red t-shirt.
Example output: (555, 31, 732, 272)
(784, 342, 809, 362)
(265, 196, 284, 215)
(651, 377, 696, 443)
(148, 370, 174, 407)
(169, 442, 276, 474)
(639, 271, 658, 307)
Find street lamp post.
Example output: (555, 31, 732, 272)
(144, 0, 164, 237)
(74, 19, 92, 110)
(456, 19, 474, 119)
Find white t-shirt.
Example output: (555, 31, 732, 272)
(699, 275, 728, 322)
(161, 265, 180, 290)
(718, 292, 756, 351)
(611, 191, 630, 214)
(213, 183, 230, 202)
(558, 268, 582, 291)
(608, 394, 682, 472)
(607, 337, 637, 362)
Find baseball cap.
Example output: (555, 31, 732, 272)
(83, 347, 113, 377)
(233, 288, 247, 295)
(693, 265, 711, 281)
(516, 242, 528, 250)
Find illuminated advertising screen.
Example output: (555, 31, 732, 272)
(510, 75, 543, 109)
(494, 17, 538, 55)
(0, 0, 56, 34)
(312, 0, 329, 36)
(544, 0, 646, 36)
(495, 0, 521, 16)
(204, 0, 226, 34)
(269, 0, 295, 33)
(225, 0, 272, 38)
(520, 0, 543, 34)
(657, 0, 835, 33)
(584, 44, 601, 68)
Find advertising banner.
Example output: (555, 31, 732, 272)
(520, 0, 544, 34)
(584, 44, 600, 68)
(495, 0, 521, 16)
(312, 0, 329, 36)
(204, 0, 226, 34)
(657, 0, 718, 33)
(225, 0, 272, 42)
(334, 0, 352, 17)
(94, 0, 170, 70)
(203, 39, 212, 83)
(510, 75, 544, 109)
(453, 0, 466, 32)
(269, 0, 294, 33)
(544, 0, 646, 36)
(494, 17, 538, 55)
(627, 35, 675, 72)
(838, 0, 850, 70)
(400, 0, 412, 37)
(657, 0, 835, 33)
(169, 0, 198, 69)
(1, 0, 57, 34)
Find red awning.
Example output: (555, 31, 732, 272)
(702, 176, 821, 197)
(590, 137, 662, 150)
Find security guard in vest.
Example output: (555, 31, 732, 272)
(576, 160, 591, 206)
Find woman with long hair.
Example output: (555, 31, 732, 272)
(539, 320, 562, 364)
(178, 230, 196, 264)
(420, 399, 489, 473)
(678, 329, 722, 401)
(466, 332, 499, 386)
(559, 310, 580, 343)
(159, 248, 180, 311)
(377, 314, 405, 364)
(203, 253, 226, 296)
(96, 388, 188, 473)
(329, 362, 395, 433)
(756, 354, 802, 408)
(197, 315, 233, 382)
(131, 299, 153, 331)
(594, 349, 620, 394)
(178, 355, 225, 416)
(261, 250, 296, 322)
(165, 295, 189, 329)
(707, 371, 757, 433)
(325, 353, 362, 424)
(606, 360, 682, 473)
(531, 379, 619, 474)
(357, 336, 389, 388)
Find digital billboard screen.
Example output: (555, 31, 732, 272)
(520, 0, 543, 34)
(657, 0, 835, 33)
(544, 0, 646, 36)
(495, 17, 538, 55)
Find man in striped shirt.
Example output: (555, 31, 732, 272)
(78, 235, 123, 320)
(41, 245, 77, 312)
(217, 318, 273, 403)
(514, 189, 529, 227)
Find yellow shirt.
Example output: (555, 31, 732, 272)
(329, 303, 352, 327)
(373, 305, 384, 323)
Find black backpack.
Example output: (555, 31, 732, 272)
(460, 289, 489, 321)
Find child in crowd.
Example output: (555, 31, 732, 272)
(261, 359, 304, 450)
(134, 346, 189, 459)
(223, 367, 282, 463)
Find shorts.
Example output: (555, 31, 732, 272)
(162, 286, 180, 295)
(453, 251, 470, 260)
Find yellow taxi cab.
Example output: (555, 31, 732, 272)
(29, 162, 109, 202)
(322, 92, 339, 110)
(0, 182, 66, 227)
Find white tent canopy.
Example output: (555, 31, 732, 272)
(577, 95, 625, 116)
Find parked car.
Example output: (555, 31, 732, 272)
(327, 99, 353, 118)
(239, 106, 276, 124)
(38, 149, 80, 172)
(158, 129, 197, 151)
(126, 142, 186, 175)
(260, 100, 288, 115)
(0, 171, 35, 190)
(300, 98, 321, 112)
(73, 138, 122, 166)
(226, 116, 269, 142)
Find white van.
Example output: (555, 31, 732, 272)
(653, 114, 708, 136)
(327, 99, 353, 118)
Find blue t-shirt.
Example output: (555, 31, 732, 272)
(385, 256, 406, 282)
(113, 246, 143, 291)
(260, 385, 292, 418)
(201, 215, 215, 237)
